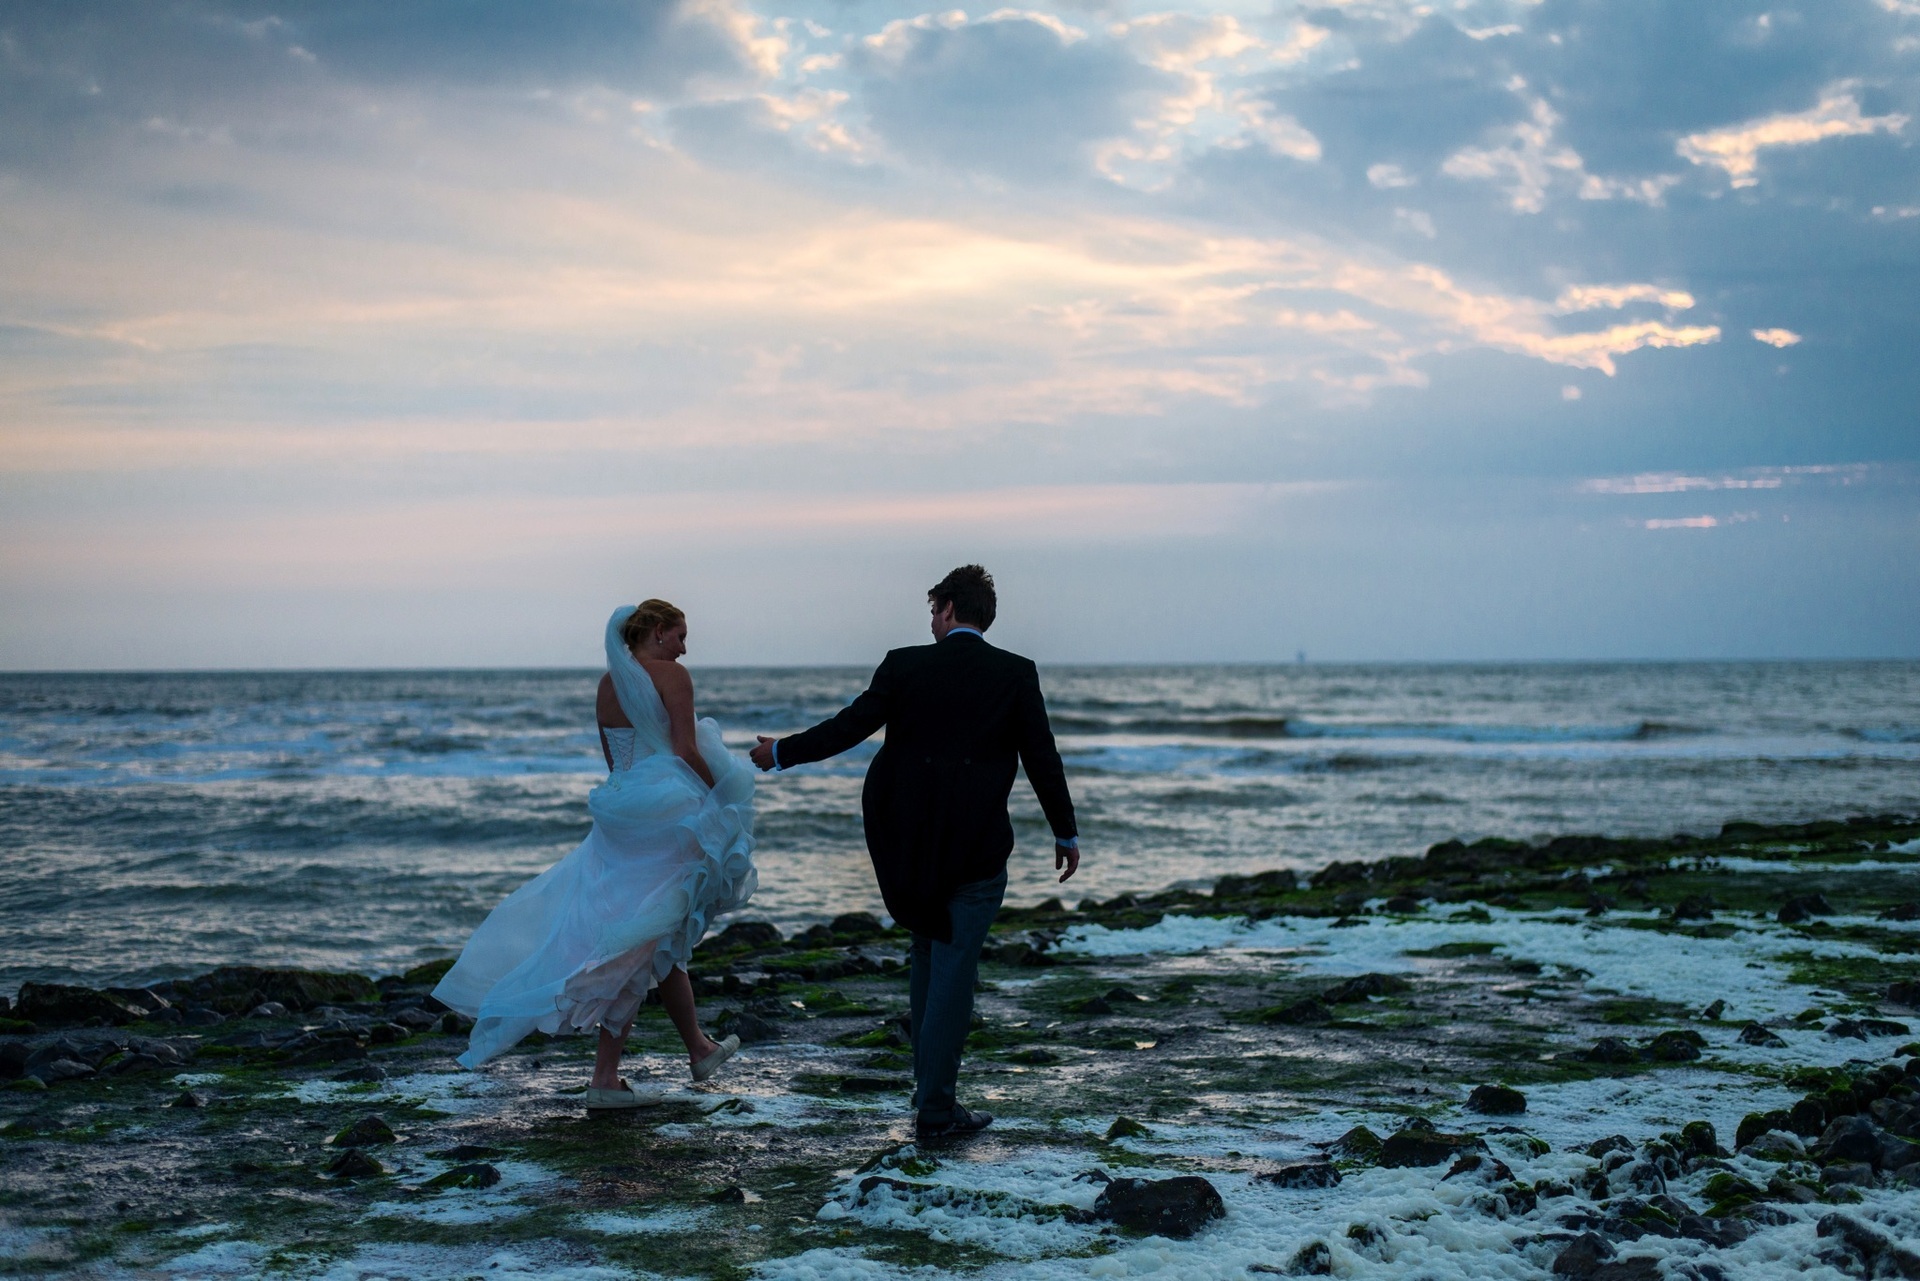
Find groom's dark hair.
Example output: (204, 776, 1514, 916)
(929, 565, 996, 630)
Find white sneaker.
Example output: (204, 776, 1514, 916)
(585, 1079, 659, 1111)
(691, 1035, 741, 1083)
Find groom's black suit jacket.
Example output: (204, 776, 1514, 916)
(774, 631, 1077, 941)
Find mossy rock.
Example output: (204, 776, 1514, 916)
(400, 958, 456, 987)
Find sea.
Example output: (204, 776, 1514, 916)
(2, 662, 1917, 992)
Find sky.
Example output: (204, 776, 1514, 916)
(1, 0, 1916, 668)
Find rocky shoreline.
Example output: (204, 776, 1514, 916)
(4, 813, 1920, 1278)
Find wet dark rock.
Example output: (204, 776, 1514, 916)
(1677, 1215, 1750, 1247)
(1379, 1128, 1481, 1168)
(1822, 1161, 1875, 1187)
(1106, 1117, 1150, 1141)
(1778, 893, 1835, 924)
(1700, 999, 1726, 1020)
(1551, 1232, 1615, 1277)
(1324, 1125, 1383, 1162)
(715, 1009, 781, 1045)
(1284, 1240, 1332, 1274)
(1741, 1131, 1805, 1162)
(1262, 998, 1331, 1025)
(1862, 1019, 1912, 1038)
(1611, 1161, 1668, 1198)
(438, 1011, 474, 1035)
(105, 1053, 167, 1076)
(189, 966, 378, 1014)
(1890, 980, 1920, 1006)
(14, 983, 145, 1027)
(182, 1007, 224, 1027)
(1583, 1037, 1638, 1064)
(1442, 1152, 1513, 1182)
(1072, 996, 1114, 1016)
(1104, 986, 1148, 1005)
(1679, 1121, 1723, 1159)
(423, 1162, 501, 1190)
(1383, 895, 1424, 913)
(1213, 868, 1298, 897)
(828, 912, 886, 940)
(325, 1148, 386, 1179)
(170, 1089, 206, 1108)
(1883, 905, 1920, 924)
(1092, 1175, 1225, 1238)
(1817, 1213, 1920, 1279)
(1257, 1161, 1340, 1189)
(708, 1184, 748, 1203)
(0, 1042, 28, 1079)
(390, 1007, 440, 1032)
(33, 1058, 95, 1084)
(1466, 1084, 1527, 1115)
(1738, 1022, 1788, 1048)
(429, 1145, 503, 1160)
(1829, 1020, 1870, 1040)
(333, 1115, 396, 1147)
(398, 958, 456, 987)
(1670, 895, 1716, 921)
(1700, 1171, 1764, 1213)
(246, 1002, 288, 1019)
(1645, 1030, 1704, 1062)
(1321, 973, 1412, 1004)
(1788, 1098, 1828, 1137)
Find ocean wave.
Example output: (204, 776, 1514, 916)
(1049, 715, 1701, 743)
(1843, 726, 1920, 743)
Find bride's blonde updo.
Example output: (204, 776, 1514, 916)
(621, 599, 686, 651)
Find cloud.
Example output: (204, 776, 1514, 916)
(1643, 515, 1720, 529)
(1752, 327, 1802, 347)
(1581, 465, 1873, 494)
(850, 9, 1161, 178)
(1442, 84, 1682, 213)
(1677, 83, 1909, 186)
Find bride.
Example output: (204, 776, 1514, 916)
(433, 600, 757, 1109)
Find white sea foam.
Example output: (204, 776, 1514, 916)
(577, 1207, 712, 1235)
(362, 1158, 556, 1227)
(1056, 909, 1888, 1023)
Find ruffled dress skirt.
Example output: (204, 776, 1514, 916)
(433, 718, 756, 1069)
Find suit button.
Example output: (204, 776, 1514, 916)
(963, 758, 971, 765)
(925, 756, 933, 764)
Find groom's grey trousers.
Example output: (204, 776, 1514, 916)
(908, 869, 1008, 1120)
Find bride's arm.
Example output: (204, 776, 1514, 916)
(645, 662, 717, 788)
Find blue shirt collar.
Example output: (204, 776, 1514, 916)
(945, 626, 985, 640)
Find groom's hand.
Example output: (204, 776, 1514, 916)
(1055, 841, 1080, 883)
(749, 736, 778, 771)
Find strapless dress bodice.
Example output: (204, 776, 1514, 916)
(602, 726, 638, 772)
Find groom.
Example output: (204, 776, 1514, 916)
(749, 565, 1080, 1139)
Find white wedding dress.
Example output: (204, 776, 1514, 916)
(434, 607, 757, 1069)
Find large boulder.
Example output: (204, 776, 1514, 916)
(14, 984, 145, 1027)
(1092, 1176, 1225, 1238)
(1465, 1084, 1527, 1115)
(187, 967, 378, 1014)
(1380, 1127, 1482, 1167)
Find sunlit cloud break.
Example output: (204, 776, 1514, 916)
(1752, 328, 1803, 348)
(1677, 84, 1909, 187)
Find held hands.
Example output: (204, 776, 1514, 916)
(1055, 841, 1080, 883)
(749, 736, 777, 771)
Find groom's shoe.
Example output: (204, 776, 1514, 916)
(915, 1105, 993, 1141)
(585, 1079, 659, 1111)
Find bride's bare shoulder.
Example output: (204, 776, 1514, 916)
(638, 658, 693, 699)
